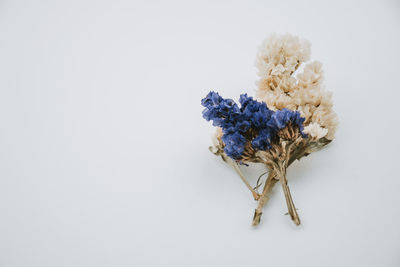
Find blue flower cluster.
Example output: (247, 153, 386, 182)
(202, 91, 306, 160)
(267, 108, 306, 134)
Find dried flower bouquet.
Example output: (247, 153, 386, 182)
(202, 34, 338, 226)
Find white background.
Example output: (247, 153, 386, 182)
(0, 0, 399, 266)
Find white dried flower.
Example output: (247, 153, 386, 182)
(303, 122, 328, 140)
(256, 34, 311, 78)
(297, 61, 324, 89)
(255, 34, 338, 140)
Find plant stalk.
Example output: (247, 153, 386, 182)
(275, 161, 301, 225)
(252, 171, 278, 225)
(224, 155, 260, 200)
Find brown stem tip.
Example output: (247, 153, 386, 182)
(252, 210, 262, 226)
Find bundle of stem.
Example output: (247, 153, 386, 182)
(210, 136, 331, 226)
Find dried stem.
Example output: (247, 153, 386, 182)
(252, 138, 305, 226)
(212, 137, 322, 226)
(275, 161, 301, 225)
(252, 171, 278, 225)
(224, 155, 260, 200)
(210, 145, 260, 200)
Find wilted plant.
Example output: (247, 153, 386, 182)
(202, 34, 338, 226)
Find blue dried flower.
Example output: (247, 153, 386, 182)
(202, 91, 240, 128)
(251, 129, 271, 150)
(222, 132, 247, 159)
(201, 91, 223, 107)
(239, 94, 272, 128)
(235, 120, 251, 133)
(267, 108, 307, 137)
(201, 92, 306, 160)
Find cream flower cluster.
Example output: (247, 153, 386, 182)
(303, 122, 328, 140)
(255, 34, 338, 140)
